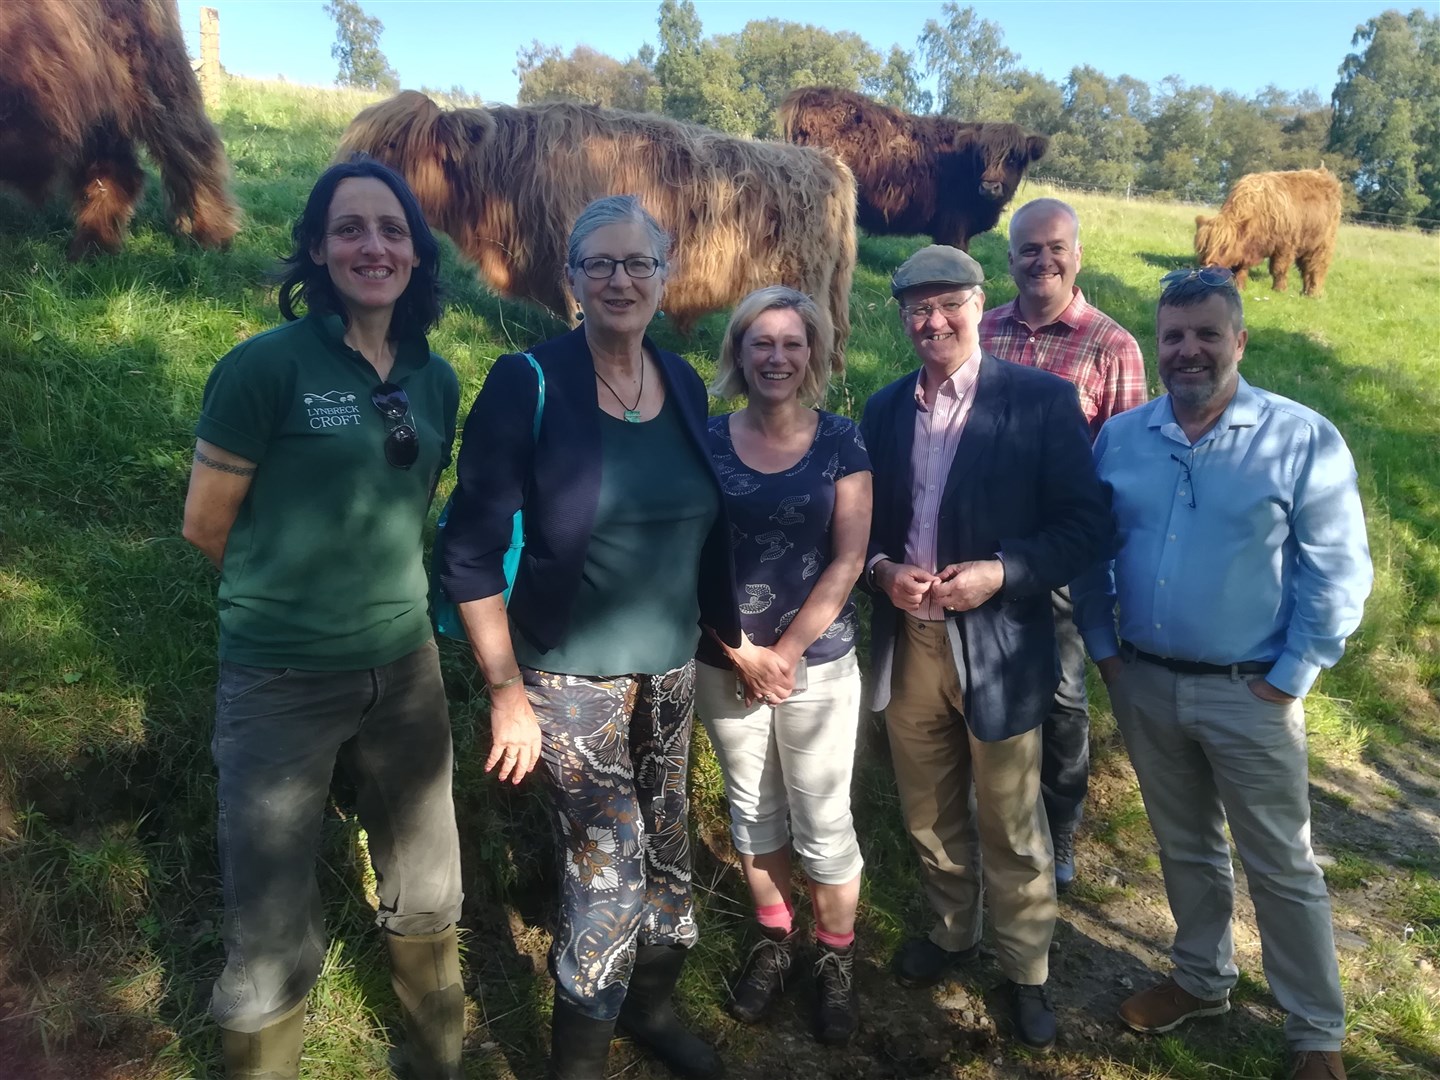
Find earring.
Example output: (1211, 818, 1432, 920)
(575, 310, 584, 321)
(656, 309, 666, 320)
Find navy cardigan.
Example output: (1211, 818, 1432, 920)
(440, 326, 742, 655)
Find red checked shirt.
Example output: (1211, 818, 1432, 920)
(980, 287, 1147, 442)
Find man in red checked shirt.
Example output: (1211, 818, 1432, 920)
(980, 197, 1148, 894)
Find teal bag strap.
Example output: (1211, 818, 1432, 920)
(432, 351, 544, 641)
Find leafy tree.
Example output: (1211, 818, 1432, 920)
(917, 3, 1019, 119)
(727, 19, 883, 135)
(324, 0, 398, 92)
(864, 46, 933, 113)
(516, 41, 657, 111)
(653, 0, 715, 123)
(1046, 66, 1148, 191)
(1003, 70, 1063, 135)
(1329, 7, 1440, 224)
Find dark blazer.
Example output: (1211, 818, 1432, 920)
(440, 326, 742, 654)
(860, 351, 1111, 742)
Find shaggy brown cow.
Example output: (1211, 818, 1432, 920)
(338, 92, 858, 370)
(779, 86, 1048, 252)
(0, 0, 239, 259)
(1195, 168, 1342, 297)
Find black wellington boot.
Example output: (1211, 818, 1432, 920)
(616, 944, 725, 1079)
(548, 995, 616, 1080)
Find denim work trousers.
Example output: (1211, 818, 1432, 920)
(694, 650, 864, 885)
(1042, 586, 1090, 836)
(210, 639, 463, 1033)
(526, 661, 699, 1021)
(1112, 654, 1344, 1051)
(884, 615, 1056, 984)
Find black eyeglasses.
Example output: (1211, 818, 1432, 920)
(576, 256, 661, 280)
(1160, 266, 1235, 289)
(371, 382, 419, 469)
(1170, 453, 1197, 509)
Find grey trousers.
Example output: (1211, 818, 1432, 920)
(210, 639, 463, 1033)
(1042, 586, 1090, 836)
(1112, 654, 1344, 1052)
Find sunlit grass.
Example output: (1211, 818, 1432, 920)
(0, 73, 1437, 1077)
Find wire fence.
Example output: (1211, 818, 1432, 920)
(1025, 171, 1440, 232)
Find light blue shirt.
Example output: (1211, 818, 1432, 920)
(1073, 376, 1372, 698)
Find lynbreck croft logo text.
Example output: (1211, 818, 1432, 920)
(303, 390, 361, 429)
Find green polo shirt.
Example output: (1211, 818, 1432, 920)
(196, 314, 459, 670)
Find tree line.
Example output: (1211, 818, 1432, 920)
(326, 0, 1439, 228)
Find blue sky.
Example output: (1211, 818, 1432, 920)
(178, 1, 1399, 105)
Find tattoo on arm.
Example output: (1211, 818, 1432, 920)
(194, 448, 256, 477)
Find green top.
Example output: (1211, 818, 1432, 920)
(514, 398, 720, 677)
(196, 314, 459, 670)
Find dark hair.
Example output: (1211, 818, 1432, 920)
(277, 155, 443, 337)
(1158, 274, 1245, 334)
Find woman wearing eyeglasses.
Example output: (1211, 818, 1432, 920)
(182, 156, 464, 1080)
(439, 194, 738, 1080)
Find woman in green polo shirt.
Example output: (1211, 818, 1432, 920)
(182, 157, 463, 1080)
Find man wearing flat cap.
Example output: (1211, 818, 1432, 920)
(860, 245, 1111, 1049)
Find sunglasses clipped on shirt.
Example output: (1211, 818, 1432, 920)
(370, 382, 419, 469)
(1159, 266, 1235, 289)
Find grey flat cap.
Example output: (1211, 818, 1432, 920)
(891, 245, 985, 297)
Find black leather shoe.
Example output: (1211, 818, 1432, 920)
(892, 936, 980, 988)
(1007, 981, 1057, 1051)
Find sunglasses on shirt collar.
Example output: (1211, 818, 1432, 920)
(370, 382, 419, 469)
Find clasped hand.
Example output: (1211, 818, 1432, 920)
(877, 559, 1004, 614)
(724, 633, 798, 706)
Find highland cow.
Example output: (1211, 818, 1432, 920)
(779, 86, 1048, 252)
(1195, 168, 1342, 297)
(338, 92, 858, 371)
(0, 0, 239, 258)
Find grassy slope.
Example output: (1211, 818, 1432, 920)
(0, 77, 1436, 1078)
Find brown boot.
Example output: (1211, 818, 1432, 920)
(220, 997, 305, 1080)
(1290, 1051, 1347, 1079)
(1118, 976, 1229, 1034)
(387, 927, 465, 1080)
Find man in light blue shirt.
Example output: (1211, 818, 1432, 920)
(1073, 268, 1371, 1080)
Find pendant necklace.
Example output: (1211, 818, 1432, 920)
(595, 358, 645, 423)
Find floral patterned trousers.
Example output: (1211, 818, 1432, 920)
(524, 661, 699, 1020)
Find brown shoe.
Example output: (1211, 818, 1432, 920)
(1290, 1051, 1347, 1079)
(1118, 977, 1229, 1033)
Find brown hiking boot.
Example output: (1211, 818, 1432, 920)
(1118, 977, 1229, 1034)
(1290, 1051, 1347, 1079)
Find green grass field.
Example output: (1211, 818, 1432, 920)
(1, 76, 1437, 1079)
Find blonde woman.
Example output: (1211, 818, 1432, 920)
(695, 286, 873, 1044)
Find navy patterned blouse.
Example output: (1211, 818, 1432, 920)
(696, 410, 872, 668)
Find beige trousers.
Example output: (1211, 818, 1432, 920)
(884, 614, 1056, 984)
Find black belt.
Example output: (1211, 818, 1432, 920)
(1121, 641, 1273, 677)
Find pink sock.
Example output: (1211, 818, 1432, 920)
(756, 900, 794, 935)
(815, 926, 855, 949)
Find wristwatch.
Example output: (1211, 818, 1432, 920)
(867, 557, 890, 591)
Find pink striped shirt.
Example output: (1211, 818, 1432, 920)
(905, 351, 982, 621)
